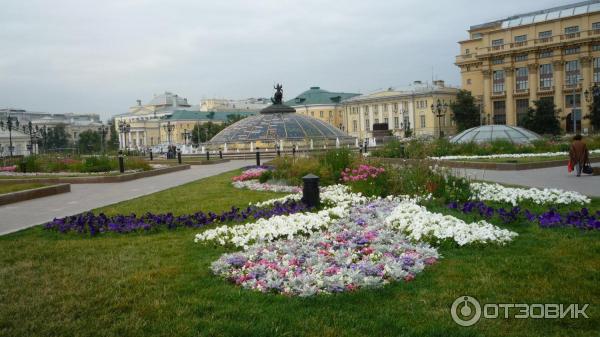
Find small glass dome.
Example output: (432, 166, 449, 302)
(209, 113, 353, 145)
(450, 125, 541, 144)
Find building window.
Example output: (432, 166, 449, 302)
(565, 60, 581, 86)
(516, 99, 529, 126)
(492, 57, 504, 65)
(491, 38, 504, 46)
(565, 94, 581, 109)
(394, 116, 399, 129)
(374, 118, 379, 124)
(493, 70, 505, 93)
(365, 119, 370, 131)
(383, 104, 388, 112)
(373, 105, 378, 113)
(420, 115, 426, 128)
(465, 48, 470, 54)
(364, 105, 369, 113)
(384, 117, 389, 125)
(392, 103, 398, 112)
(311, 111, 314, 116)
(538, 30, 552, 38)
(593, 22, 600, 30)
(565, 26, 580, 34)
(467, 79, 472, 85)
(564, 47, 580, 55)
(319, 111, 324, 117)
(593, 44, 600, 51)
(538, 50, 553, 58)
(514, 34, 527, 43)
(515, 67, 528, 91)
(514, 53, 528, 62)
(472, 32, 483, 39)
(493, 101, 506, 125)
(540, 63, 553, 89)
(329, 111, 333, 117)
(352, 120, 357, 131)
(594, 58, 600, 83)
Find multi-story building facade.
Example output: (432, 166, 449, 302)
(0, 108, 105, 142)
(341, 80, 459, 139)
(199, 97, 270, 112)
(456, 0, 600, 133)
(114, 92, 256, 150)
(285, 87, 360, 130)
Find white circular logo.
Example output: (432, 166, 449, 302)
(451, 296, 482, 326)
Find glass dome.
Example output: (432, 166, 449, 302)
(209, 113, 354, 144)
(450, 125, 541, 144)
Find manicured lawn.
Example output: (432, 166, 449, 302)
(0, 183, 47, 194)
(0, 170, 599, 337)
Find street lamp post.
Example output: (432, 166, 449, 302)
(98, 125, 108, 153)
(118, 121, 131, 151)
(26, 121, 36, 155)
(163, 121, 175, 145)
(430, 99, 449, 139)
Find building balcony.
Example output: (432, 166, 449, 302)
(563, 84, 582, 92)
(537, 86, 555, 95)
(510, 41, 529, 49)
(589, 29, 600, 36)
(514, 88, 530, 96)
(561, 32, 581, 40)
(534, 37, 554, 45)
(491, 91, 506, 98)
(455, 53, 474, 63)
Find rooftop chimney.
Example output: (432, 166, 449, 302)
(433, 80, 445, 88)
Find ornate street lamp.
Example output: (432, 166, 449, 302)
(163, 121, 175, 145)
(98, 125, 109, 153)
(118, 121, 131, 150)
(430, 99, 448, 139)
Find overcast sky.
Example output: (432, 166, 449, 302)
(0, 0, 570, 120)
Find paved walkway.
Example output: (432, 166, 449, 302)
(453, 166, 600, 197)
(0, 160, 254, 236)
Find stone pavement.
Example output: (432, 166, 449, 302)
(0, 160, 254, 236)
(453, 165, 600, 197)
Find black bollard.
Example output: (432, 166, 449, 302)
(301, 174, 320, 208)
(219, 150, 223, 159)
(255, 150, 261, 166)
(277, 148, 281, 157)
(118, 150, 125, 173)
(292, 146, 296, 157)
(177, 149, 182, 164)
(149, 151, 153, 161)
(206, 151, 210, 161)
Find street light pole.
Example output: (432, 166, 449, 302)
(430, 99, 449, 139)
(98, 125, 108, 153)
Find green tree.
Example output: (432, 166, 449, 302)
(47, 124, 71, 150)
(449, 90, 480, 131)
(206, 111, 215, 120)
(78, 130, 101, 154)
(107, 121, 120, 151)
(587, 86, 600, 132)
(522, 99, 561, 135)
(191, 121, 225, 144)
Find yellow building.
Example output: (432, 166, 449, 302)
(114, 92, 255, 150)
(457, 1, 600, 133)
(341, 80, 459, 139)
(285, 86, 360, 131)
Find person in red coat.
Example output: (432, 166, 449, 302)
(569, 134, 589, 177)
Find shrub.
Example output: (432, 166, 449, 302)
(371, 140, 405, 158)
(318, 148, 356, 182)
(258, 170, 272, 183)
(81, 156, 113, 173)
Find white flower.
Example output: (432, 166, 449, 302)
(430, 149, 600, 161)
(471, 182, 590, 206)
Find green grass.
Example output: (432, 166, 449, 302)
(0, 182, 47, 194)
(0, 171, 599, 337)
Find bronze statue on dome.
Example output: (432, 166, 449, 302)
(271, 83, 283, 104)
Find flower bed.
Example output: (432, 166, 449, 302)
(210, 198, 439, 296)
(232, 180, 302, 193)
(385, 201, 518, 246)
(44, 200, 308, 236)
(448, 201, 600, 230)
(471, 182, 591, 206)
(430, 149, 600, 161)
(197, 185, 367, 248)
(232, 167, 271, 182)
